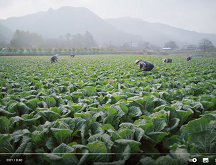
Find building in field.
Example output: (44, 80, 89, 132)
(186, 44, 197, 50)
(131, 42, 138, 48)
(162, 47, 172, 52)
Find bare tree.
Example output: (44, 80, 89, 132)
(65, 33, 71, 41)
(164, 40, 178, 49)
(65, 33, 71, 46)
(83, 31, 97, 48)
(199, 38, 213, 53)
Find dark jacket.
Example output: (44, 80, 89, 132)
(187, 56, 192, 61)
(139, 60, 154, 71)
(164, 58, 172, 63)
(51, 56, 57, 62)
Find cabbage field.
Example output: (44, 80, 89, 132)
(0, 55, 216, 165)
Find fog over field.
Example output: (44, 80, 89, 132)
(0, 0, 216, 47)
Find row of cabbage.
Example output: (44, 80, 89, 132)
(0, 55, 216, 164)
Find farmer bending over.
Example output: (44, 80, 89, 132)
(163, 58, 172, 63)
(187, 55, 192, 61)
(135, 60, 154, 71)
(51, 54, 59, 63)
(70, 54, 75, 58)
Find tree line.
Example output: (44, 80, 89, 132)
(8, 30, 97, 49)
(1, 29, 215, 53)
(163, 39, 215, 53)
(3, 46, 114, 55)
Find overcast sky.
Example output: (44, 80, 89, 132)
(0, 0, 216, 34)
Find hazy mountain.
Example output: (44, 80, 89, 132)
(1, 7, 215, 47)
(0, 12, 45, 32)
(0, 23, 13, 42)
(105, 17, 216, 47)
(0, 7, 142, 46)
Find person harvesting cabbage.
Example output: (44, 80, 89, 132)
(187, 55, 192, 61)
(135, 60, 154, 71)
(51, 54, 59, 63)
(163, 58, 172, 63)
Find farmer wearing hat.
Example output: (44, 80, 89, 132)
(163, 58, 172, 63)
(51, 54, 59, 63)
(135, 60, 154, 71)
(187, 55, 192, 61)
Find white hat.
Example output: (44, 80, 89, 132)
(135, 60, 139, 64)
(55, 54, 59, 57)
